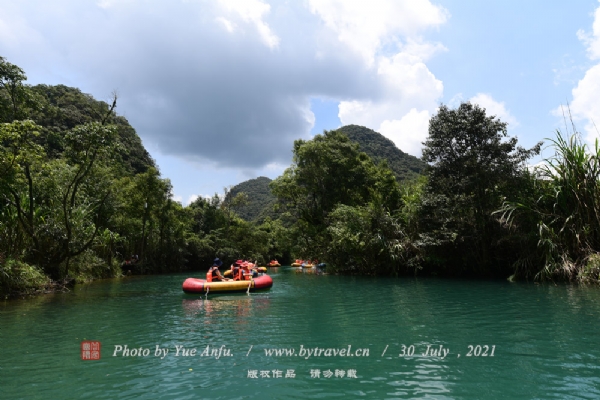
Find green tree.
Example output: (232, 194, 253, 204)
(255, 217, 292, 263)
(113, 167, 178, 268)
(0, 56, 39, 122)
(0, 120, 45, 263)
(0, 57, 194, 294)
(221, 187, 249, 231)
(420, 102, 541, 276)
(334, 125, 427, 181)
(326, 199, 411, 274)
(36, 121, 120, 279)
(270, 129, 401, 260)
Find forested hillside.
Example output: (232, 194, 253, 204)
(1, 56, 297, 297)
(229, 125, 428, 222)
(29, 84, 155, 174)
(335, 125, 427, 181)
(1, 56, 187, 295)
(225, 176, 278, 222)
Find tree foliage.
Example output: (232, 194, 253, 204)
(225, 177, 280, 223)
(0, 57, 40, 123)
(4, 55, 600, 294)
(420, 102, 541, 276)
(270, 129, 402, 264)
(0, 57, 183, 293)
(28, 84, 155, 174)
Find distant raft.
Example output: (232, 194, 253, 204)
(225, 267, 266, 276)
(182, 275, 273, 294)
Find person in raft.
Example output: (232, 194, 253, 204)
(208, 258, 230, 282)
(231, 260, 242, 281)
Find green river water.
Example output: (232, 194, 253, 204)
(1, 267, 600, 399)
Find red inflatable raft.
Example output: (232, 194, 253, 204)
(182, 275, 273, 294)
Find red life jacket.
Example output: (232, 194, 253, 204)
(207, 266, 219, 282)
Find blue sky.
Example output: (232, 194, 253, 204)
(2, 0, 600, 204)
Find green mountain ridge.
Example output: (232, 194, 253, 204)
(226, 176, 278, 223)
(29, 84, 156, 175)
(334, 125, 427, 181)
(229, 125, 427, 222)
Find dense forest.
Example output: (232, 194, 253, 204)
(224, 177, 278, 223)
(2, 56, 600, 297)
(0, 57, 291, 296)
(227, 126, 428, 223)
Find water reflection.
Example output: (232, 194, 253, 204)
(181, 295, 271, 322)
(293, 266, 326, 275)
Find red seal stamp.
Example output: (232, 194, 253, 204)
(81, 341, 101, 360)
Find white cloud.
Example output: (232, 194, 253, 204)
(338, 50, 444, 156)
(171, 194, 183, 204)
(469, 93, 519, 127)
(377, 52, 444, 107)
(566, 1, 600, 145)
(97, 0, 117, 9)
(216, 0, 279, 48)
(379, 109, 431, 156)
(577, 4, 600, 60)
(261, 162, 287, 173)
(401, 38, 447, 62)
(186, 195, 198, 205)
(308, 0, 447, 156)
(0, 9, 45, 52)
(567, 64, 600, 143)
(447, 93, 464, 108)
(216, 17, 236, 33)
(307, 0, 447, 66)
(0, 0, 449, 198)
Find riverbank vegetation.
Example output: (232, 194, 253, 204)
(2, 56, 600, 296)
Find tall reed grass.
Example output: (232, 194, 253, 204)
(500, 125, 600, 282)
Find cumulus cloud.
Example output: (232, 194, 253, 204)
(568, 64, 600, 142)
(337, 47, 445, 156)
(216, 0, 280, 49)
(307, 0, 447, 66)
(171, 194, 183, 204)
(469, 93, 519, 127)
(577, 4, 600, 60)
(308, 0, 447, 157)
(0, 0, 448, 170)
(566, 0, 600, 144)
(186, 195, 199, 205)
(379, 109, 431, 156)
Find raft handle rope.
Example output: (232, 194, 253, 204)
(205, 285, 209, 300)
(247, 279, 252, 296)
